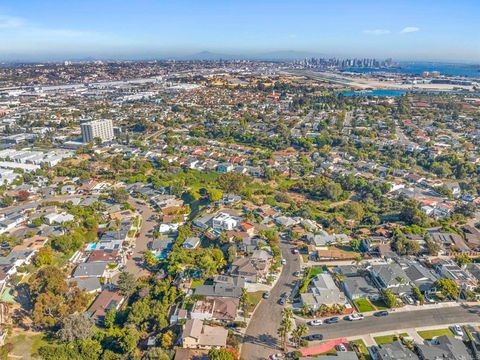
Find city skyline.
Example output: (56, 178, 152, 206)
(0, 0, 479, 62)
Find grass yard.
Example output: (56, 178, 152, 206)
(371, 299, 389, 310)
(374, 333, 408, 345)
(350, 339, 371, 360)
(5, 332, 54, 359)
(417, 328, 454, 340)
(246, 291, 264, 314)
(353, 298, 376, 312)
(190, 279, 204, 288)
(299, 266, 324, 293)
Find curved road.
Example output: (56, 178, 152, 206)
(241, 239, 301, 360)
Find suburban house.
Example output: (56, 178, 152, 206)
(87, 289, 125, 324)
(376, 340, 419, 360)
(369, 263, 412, 295)
(230, 250, 272, 283)
(181, 319, 228, 349)
(73, 261, 108, 278)
(342, 275, 380, 301)
(212, 212, 239, 231)
(300, 273, 347, 311)
(194, 275, 245, 298)
(182, 237, 201, 249)
(190, 297, 239, 322)
(417, 335, 473, 360)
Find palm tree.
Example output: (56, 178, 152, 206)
(291, 324, 308, 348)
(277, 308, 294, 352)
(239, 288, 249, 321)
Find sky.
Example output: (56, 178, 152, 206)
(0, 0, 479, 62)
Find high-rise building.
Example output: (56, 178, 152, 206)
(80, 119, 114, 143)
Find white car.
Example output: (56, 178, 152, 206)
(307, 319, 323, 326)
(281, 259, 287, 265)
(269, 353, 284, 360)
(346, 313, 364, 321)
(337, 343, 347, 352)
(451, 325, 464, 337)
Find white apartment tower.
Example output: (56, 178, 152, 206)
(81, 119, 114, 143)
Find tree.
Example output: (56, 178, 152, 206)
(209, 188, 224, 202)
(33, 246, 54, 267)
(1, 195, 14, 207)
(104, 308, 116, 328)
(435, 278, 459, 299)
(277, 308, 294, 352)
(57, 313, 93, 342)
(239, 288, 249, 321)
(111, 188, 129, 203)
(119, 328, 139, 354)
(208, 348, 235, 360)
(143, 250, 159, 268)
(400, 199, 428, 226)
(142, 348, 170, 360)
(161, 330, 174, 349)
(344, 202, 364, 221)
(382, 289, 397, 308)
(117, 271, 136, 296)
(412, 286, 425, 305)
(291, 324, 308, 348)
(455, 254, 472, 266)
(217, 173, 246, 193)
(29, 266, 89, 329)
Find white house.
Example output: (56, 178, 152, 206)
(212, 213, 239, 231)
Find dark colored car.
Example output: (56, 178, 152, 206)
(302, 334, 323, 341)
(324, 317, 340, 324)
(374, 310, 389, 317)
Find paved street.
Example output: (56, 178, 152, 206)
(241, 239, 301, 360)
(124, 197, 157, 278)
(299, 304, 480, 341)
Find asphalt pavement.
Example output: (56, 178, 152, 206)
(241, 239, 301, 360)
(299, 304, 480, 341)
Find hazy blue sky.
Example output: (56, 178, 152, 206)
(0, 0, 478, 61)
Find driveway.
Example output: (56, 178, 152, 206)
(299, 304, 480, 341)
(241, 239, 301, 360)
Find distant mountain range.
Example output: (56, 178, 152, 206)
(172, 50, 327, 61)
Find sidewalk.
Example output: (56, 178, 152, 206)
(297, 301, 462, 322)
(347, 321, 480, 347)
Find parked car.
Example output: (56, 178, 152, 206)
(346, 313, 364, 321)
(292, 249, 299, 254)
(278, 293, 288, 305)
(451, 325, 464, 337)
(263, 292, 270, 299)
(374, 311, 389, 317)
(302, 334, 323, 341)
(269, 353, 284, 360)
(281, 259, 287, 265)
(293, 271, 301, 277)
(403, 295, 415, 305)
(307, 319, 323, 326)
(336, 344, 347, 352)
(325, 317, 340, 324)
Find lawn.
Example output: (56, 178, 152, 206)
(350, 339, 371, 360)
(246, 291, 264, 314)
(371, 299, 389, 310)
(374, 333, 408, 345)
(299, 266, 323, 293)
(417, 328, 454, 340)
(353, 298, 376, 312)
(190, 279, 204, 289)
(6, 332, 54, 359)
